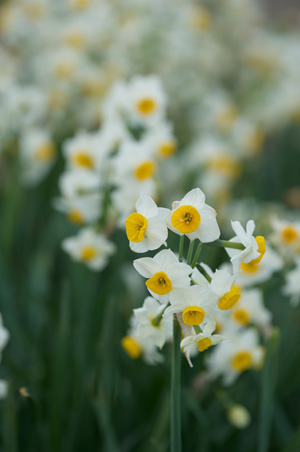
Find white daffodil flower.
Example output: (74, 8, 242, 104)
(180, 323, 224, 363)
(62, 227, 116, 271)
(63, 130, 107, 172)
(125, 193, 169, 253)
(164, 286, 215, 328)
(112, 139, 156, 185)
(282, 259, 300, 306)
(121, 316, 164, 365)
(166, 188, 220, 242)
(133, 249, 192, 303)
(226, 220, 266, 272)
(134, 297, 172, 349)
(127, 75, 167, 126)
(54, 193, 102, 225)
(192, 265, 241, 311)
(231, 289, 272, 328)
(206, 328, 265, 386)
(20, 127, 56, 186)
(58, 169, 101, 199)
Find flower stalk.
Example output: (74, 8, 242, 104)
(205, 239, 245, 250)
(171, 316, 182, 452)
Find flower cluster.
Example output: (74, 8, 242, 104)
(122, 188, 273, 385)
(58, 75, 176, 270)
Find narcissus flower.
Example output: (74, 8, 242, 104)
(226, 220, 266, 272)
(192, 265, 241, 311)
(125, 193, 169, 253)
(164, 286, 215, 327)
(133, 249, 192, 302)
(206, 328, 265, 385)
(180, 323, 224, 362)
(232, 245, 283, 287)
(166, 188, 220, 242)
(134, 297, 172, 348)
(231, 289, 272, 328)
(62, 227, 116, 271)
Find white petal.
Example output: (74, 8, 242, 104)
(180, 188, 205, 210)
(136, 192, 158, 218)
(133, 257, 160, 278)
(197, 205, 220, 243)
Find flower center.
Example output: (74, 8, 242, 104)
(251, 236, 266, 264)
(125, 213, 148, 242)
(64, 32, 85, 48)
(218, 285, 241, 310)
(121, 336, 141, 359)
(35, 142, 55, 162)
(216, 106, 237, 130)
(232, 351, 252, 372)
(206, 155, 241, 179)
(73, 152, 94, 169)
(232, 308, 251, 325)
(134, 161, 155, 180)
(182, 306, 205, 326)
(80, 246, 96, 261)
(197, 338, 213, 352)
(68, 209, 84, 225)
(281, 226, 298, 244)
(137, 98, 157, 115)
(146, 271, 173, 295)
(55, 62, 74, 79)
(240, 261, 260, 274)
(171, 205, 201, 233)
(159, 141, 177, 158)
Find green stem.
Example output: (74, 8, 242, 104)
(195, 264, 212, 283)
(205, 239, 245, 250)
(186, 240, 195, 265)
(171, 317, 182, 452)
(193, 325, 202, 334)
(178, 236, 185, 262)
(152, 302, 170, 327)
(191, 242, 203, 269)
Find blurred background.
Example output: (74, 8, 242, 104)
(0, 0, 300, 451)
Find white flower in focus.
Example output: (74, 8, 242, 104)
(206, 328, 265, 386)
(134, 297, 172, 348)
(166, 188, 220, 242)
(62, 227, 116, 271)
(125, 193, 169, 253)
(164, 285, 216, 328)
(282, 260, 300, 306)
(192, 264, 241, 311)
(226, 220, 266, 272)
(133, 249, 192, 303)
(180, 323, 224, 361)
